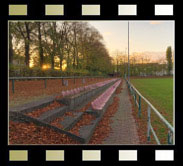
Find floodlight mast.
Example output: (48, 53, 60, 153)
(128, 21, 130, 82)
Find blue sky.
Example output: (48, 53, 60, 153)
(88, 21, 174, 56)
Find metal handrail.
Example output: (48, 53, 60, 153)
(9, 76, 112, 93)
(125, 78, 174, 145)
(9, 76, 107, 80)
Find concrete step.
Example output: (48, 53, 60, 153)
(75, 86, 118, 143)
(78, 117, 99, 143)
(10, 111, 85, 143)
(57, 80, 117, 110)
(59, 112, 84, 130)
(38, 106, 68, 123)
(10, 96, 55, 114)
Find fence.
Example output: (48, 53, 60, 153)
(9, 76, 110, 94)
(125, 78, 174, 145)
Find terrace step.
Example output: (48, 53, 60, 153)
(85, 109, 99, 117)
(9, 96, 55, 114)
(38, 106, 68, 123)
(76, 81, 121, 143)
(59, 112, 84, 130)
(57, 80, 118, 110)
(9, 79, 121, 144)
(79, 117, 99, 143)
(10, 111, 85, 143)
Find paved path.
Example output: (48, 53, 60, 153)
(102, 81, 140, 144)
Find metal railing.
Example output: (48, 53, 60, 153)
(9, 76, 110, 93)
(125, 78, 174, 145)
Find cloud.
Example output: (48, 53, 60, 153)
(149, 21, 162, 25)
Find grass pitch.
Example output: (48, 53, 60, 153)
(130, 77, 173, 144)
(131, 77, 173, 123)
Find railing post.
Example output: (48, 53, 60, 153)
(129, 86, 132, 94)
(168, 130, 173, 144)
(138, 95, 141, 117)
(66, 80, 68, 86)
(82, 78, 85, 84)
(147, 105, 151, 141)
(62, 78, 64, 86)
(131, 87, 133, 95)
(44, 79, 47, 88)
(12, 79, 15, 94)
(74, 77, 75, 84)
(134, 92, 136, 107)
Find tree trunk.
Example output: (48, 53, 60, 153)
(51, 53, 54, 69)
(25, 23, 30, 67)
(73, 24, 77, 69)
(73, 48, 76, 69)
(76, 51, 79, 69)
(51, 22, 57, 70)
(60, 58, 63, 71)
(66, 49, 71, 70)
(25, 41, 30, 67)
(38, 23, 44, 68)
(60, 49, 63, 71)
(9, 33, 13, 64)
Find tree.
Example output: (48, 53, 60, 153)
(166, 46, 173, 75)
(14, 22, 34, 67)
(9, 22, 14, 64)
(36, 22, 44, 68)
(10, 21, 113, 76)
(42, 22, 57, 69)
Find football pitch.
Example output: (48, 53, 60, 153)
(131, 77, 173, 124)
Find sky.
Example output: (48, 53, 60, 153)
(88, 21, 174, 58)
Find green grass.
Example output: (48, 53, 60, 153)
(131, 77, 173, 124)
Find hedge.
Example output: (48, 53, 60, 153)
(9, 65, 107, 77)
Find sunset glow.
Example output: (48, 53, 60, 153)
(42, 64, 50, 70)
(89, 21, 174, 58)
